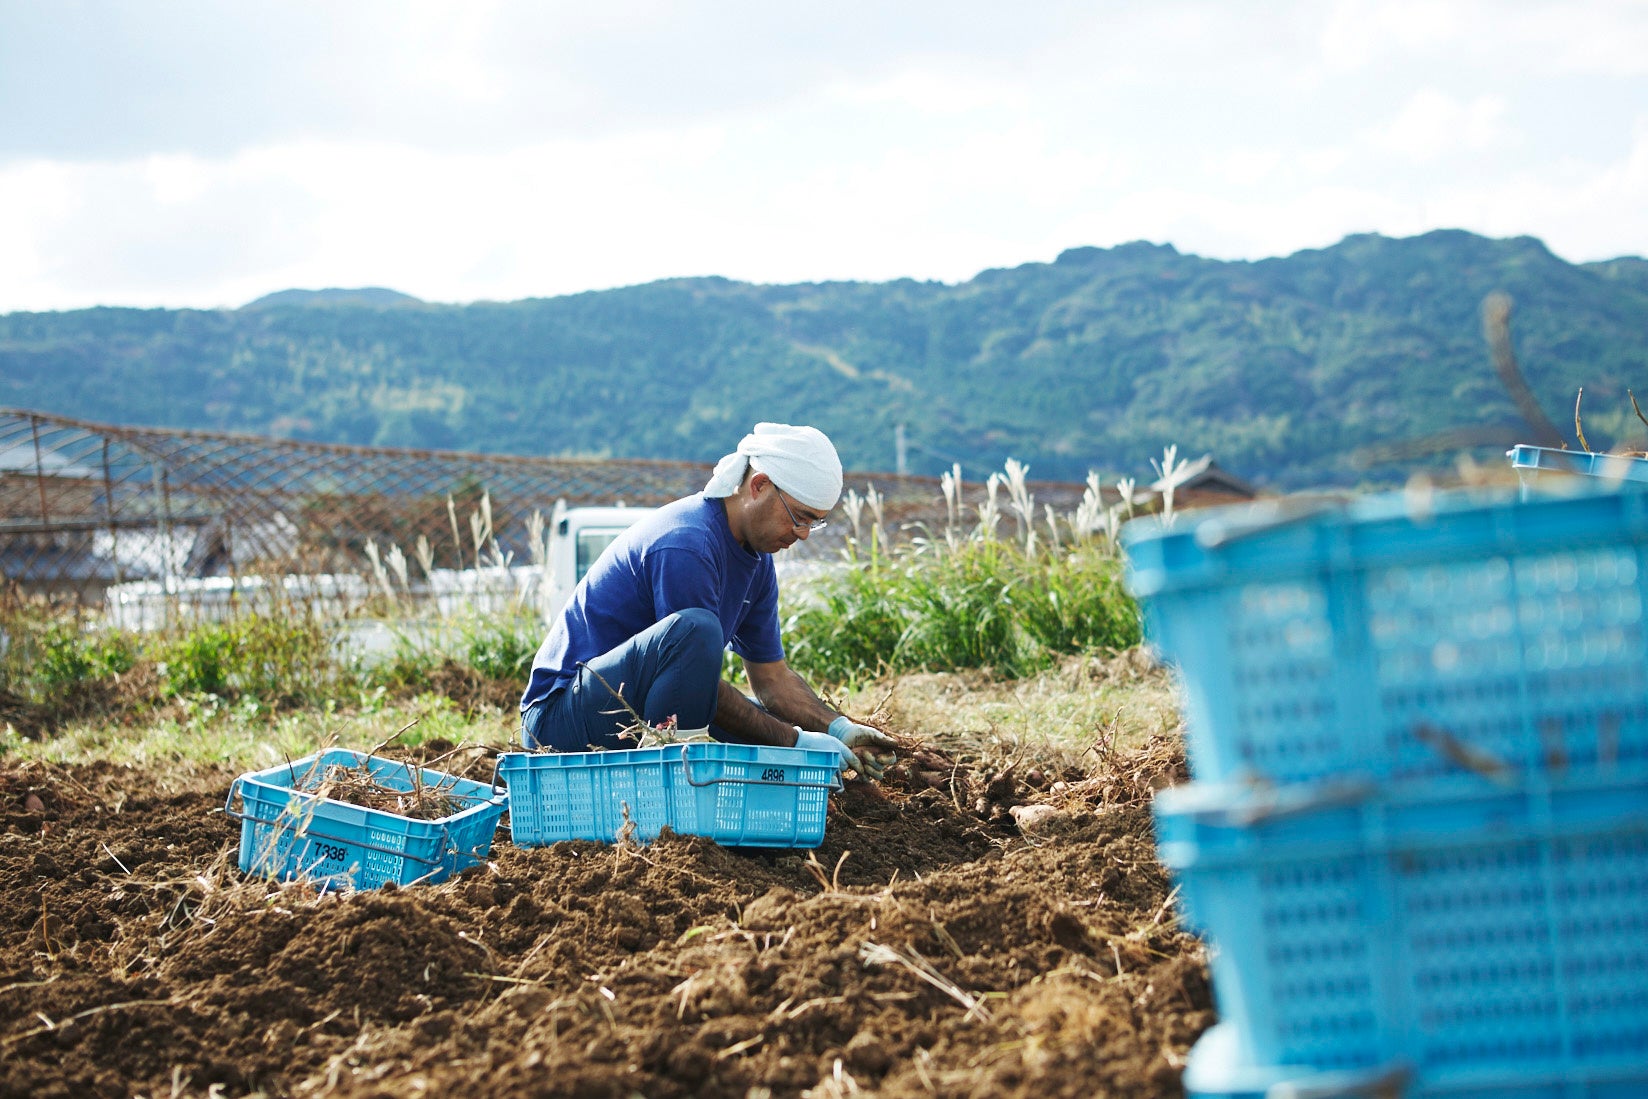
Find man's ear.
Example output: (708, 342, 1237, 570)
(747, 471, 771, 497)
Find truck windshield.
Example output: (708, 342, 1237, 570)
(575, 530, 625, 581)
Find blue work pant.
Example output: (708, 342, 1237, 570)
(520, 608, 725, 751)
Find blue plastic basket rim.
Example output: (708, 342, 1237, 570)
(496, 741, 839, 848)
(496, 744, 682, 771)
(1154, 771, 1648, 871)
(1509, 443, 1648, 482)
(496, 741, 840, 773)
(231, 747, 507, 833)
(1181, 1021, 1648, 1097)
(1122, 484, 1648, 598)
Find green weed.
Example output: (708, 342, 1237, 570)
(459, 614, 539, 681)
(361, 611, 539, 693)
(784, 462, 1142, 687)
(154, 613, 337, 706)
(34, 623, 137, 692)
(785, 541, 1139, 686)
(0, 608, 141, 724)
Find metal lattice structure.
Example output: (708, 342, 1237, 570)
(0, 408, 718, 606)
(2, 408, 1087, 612)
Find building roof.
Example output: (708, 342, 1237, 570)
(1146, 453, 1258, 499)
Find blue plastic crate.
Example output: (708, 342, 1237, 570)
(1123, 489, 1648, 787)
(1511, 444, 1648, 499)
(227, 748, 508, 889)
(1154, 774, 1648, 1095)
(497, 741, 841, 848)
(1182, 1021, 1648, 1098)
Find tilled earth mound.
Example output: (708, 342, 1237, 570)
(0, 738, 1210, 1098)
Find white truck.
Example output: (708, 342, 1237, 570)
(539, 501, 654, 621)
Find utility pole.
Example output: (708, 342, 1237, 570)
(895, 423, 907, 475)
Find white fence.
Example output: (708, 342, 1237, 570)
(103, 565, 548, 632)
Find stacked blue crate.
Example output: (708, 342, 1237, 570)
(1122, 487, 1648, 1098)
(1510, 444, 1648, 500)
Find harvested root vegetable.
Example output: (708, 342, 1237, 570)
(1008, 803, 1069, 834)
(290, 750, 467, 822)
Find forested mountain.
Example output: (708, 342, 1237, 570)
(4, 230, 1646, 488)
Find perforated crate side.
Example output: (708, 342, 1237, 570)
(447, 801, 510, 868)
(681, 746, 834, 846)
(501, 754, 579, 845)
(229, 749, 506, 888)
(600, 751, 676, 841)
(500, 747, 678, 845)
(499, 744, 838, 848)
(1182, 1020, 1648, 1098)
(1124, 490, 1648, 786)
(1154, 776, 1648, 1091)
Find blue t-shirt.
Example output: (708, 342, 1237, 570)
(520, 494, 785, 708)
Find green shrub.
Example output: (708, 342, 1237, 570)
(781, 565, 907, 687)
(35, 624, 137, 692)
(459, 614, 540, 681)
(361, 612, 541, 695)
(156, 621, 236, 697)
(154, 613, 336, 705)
(1012, 547, 1142, 655)
(0, 608, 140, 707)
(784, 540, 1140, 687)
(370, 636, 444, 694)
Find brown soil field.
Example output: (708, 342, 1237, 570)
(0, 730, 1210, 1098)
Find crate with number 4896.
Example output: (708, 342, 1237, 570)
(497, 741, 840, 849)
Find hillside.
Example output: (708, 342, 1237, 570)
(3, 230, 1647, 488)
(241, 287, 424, 310)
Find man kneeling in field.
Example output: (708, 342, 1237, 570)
(519, 422, 895, 778)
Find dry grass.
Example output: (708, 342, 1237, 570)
(296, 760, 465, 821)
(282, 724, 475, 821)
(836, 647, 1179, 760)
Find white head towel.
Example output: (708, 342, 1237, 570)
(703, 423, 843, 511)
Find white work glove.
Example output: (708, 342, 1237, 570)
(794, 729, 858, 775)
(828, 716, 898, 780)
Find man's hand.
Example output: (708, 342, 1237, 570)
(828, 716, 897, 780)
(794, 729, 859, 774)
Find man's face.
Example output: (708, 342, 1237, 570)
(753, 475, 829, 554)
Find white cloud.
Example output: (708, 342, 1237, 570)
(1318, 0, 1468, 72)
(1462, 122, 1648, 259)
(1298, 147, 1354, 177)
(0, 0, 1645, 312)
(823, 70, 1031, 116)
(141, 154, 217, 205)
(1205, 148, 1287, 188)
(1318, 0, 1648, 77)
(1371, 90, 1515, 162)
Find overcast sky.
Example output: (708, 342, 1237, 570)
(1, 0, 1644, 313)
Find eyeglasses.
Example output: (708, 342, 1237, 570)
(773, 486, 829, 533)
